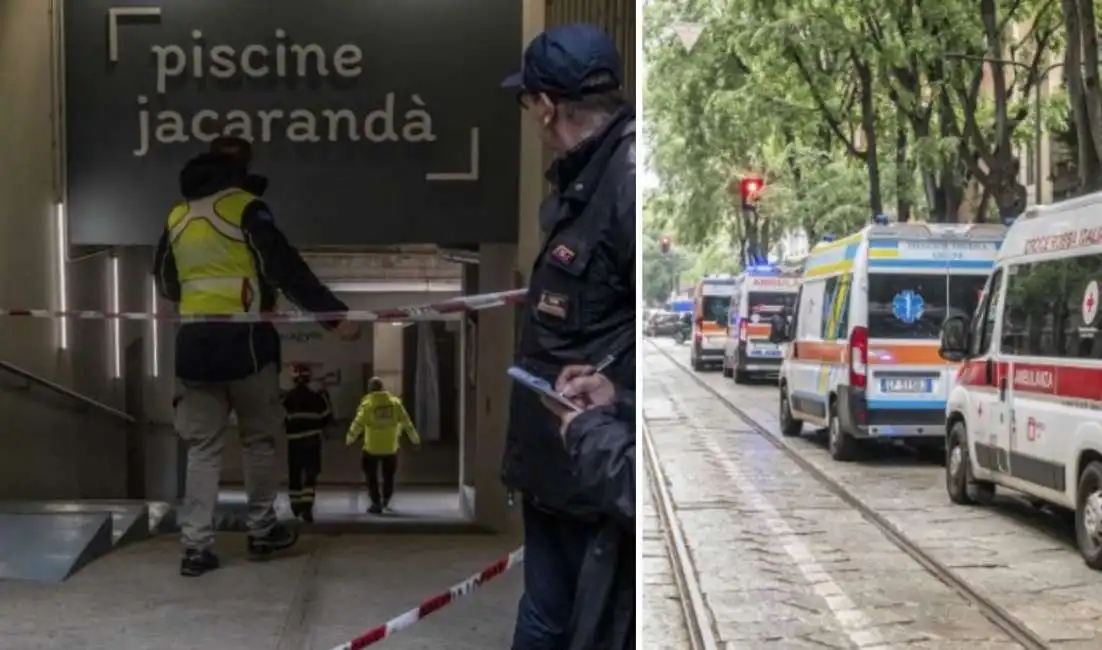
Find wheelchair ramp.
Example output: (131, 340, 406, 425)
(0, 512, 112, 582)
(0, 500, 151, 582)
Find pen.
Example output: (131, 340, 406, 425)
(557, 353, 616, 401)
(588, 353, 616, 376)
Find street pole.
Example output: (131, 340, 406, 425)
(1035, 80, 1043, 204)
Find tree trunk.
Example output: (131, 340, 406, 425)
(989, 175, 1028, 219)
(895, 112, 912, 222)
(1076, 0, 1102, 166)
(760, 218, 773, 261)
(931, 104, 964, 222)
(856, 59, 883, 217)
(1062, 1, 1102, 193)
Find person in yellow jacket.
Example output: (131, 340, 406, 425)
(347, 377, 421, 514)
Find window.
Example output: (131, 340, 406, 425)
(1063, 254, 1102, 358)
(700, 295, 731, 322)
(797, 280, 825, 340)
(747, 291, 796, 320)
(969, 269, 1003, 357)
(867, 273, 986, 340)
(1006, 253, 1102, 359)
(821, 274, 852, 340)
(1001, 261, 1067, 357)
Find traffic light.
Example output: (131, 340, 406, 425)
(660, 236, 671, 254)
(740, 176, 764, 210)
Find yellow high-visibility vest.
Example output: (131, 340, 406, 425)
(166, 188, 261, 315)
(346, 391, 421, 455)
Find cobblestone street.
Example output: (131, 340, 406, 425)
(642, 339, 1102, 649)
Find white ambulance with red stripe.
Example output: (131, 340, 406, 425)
(940, 194, 1102, 568)
(721, 265, 801, 383)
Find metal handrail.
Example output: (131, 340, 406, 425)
(0, 359, 135, 423)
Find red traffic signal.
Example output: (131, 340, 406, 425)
(740, 177, 764, 202)
(659, 236, 671, 254)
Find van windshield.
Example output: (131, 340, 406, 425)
(748, 292, 796, 318)
(867, 273, 986, 339)
(700, 295, 731, 322)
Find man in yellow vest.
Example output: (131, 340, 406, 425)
(346, 377, 421, 514)
(154, 137, 359, 577)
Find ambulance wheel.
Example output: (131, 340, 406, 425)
(827, 400, 859, 462)
(733, 353, 748, 384)
(1075, 461, 1102, 570)
(946, 422, 992, 505)
(779, 387, 803, 438)
(722, 358, 733, 378)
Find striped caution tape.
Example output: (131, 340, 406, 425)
(0, 289, 526, 323)
(327, 546, 524, 650)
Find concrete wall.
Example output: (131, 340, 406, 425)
(0, 0, 143, 500)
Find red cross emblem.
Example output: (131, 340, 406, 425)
(1088, 294, 1096, 311)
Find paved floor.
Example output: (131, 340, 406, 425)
(0, 533, 521, 650)
(221, 486, 467, 524)
(643, 340, 1102, 648)
(642, 473, 689, 649)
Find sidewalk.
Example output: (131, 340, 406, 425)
(0, 533, 522, 650)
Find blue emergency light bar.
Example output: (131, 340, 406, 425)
(668, 298, 693, 313)
(873, 213, 891, 225)
(745, 264, 780, 275)
(821, 234, 835, 242)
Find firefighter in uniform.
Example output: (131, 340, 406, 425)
(346, 377, 421, 514)
(155, 138, 359, 577)
(499, 24, 637, 650)
(283, 364, 333, 523)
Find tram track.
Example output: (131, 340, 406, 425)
(643, 420, 717, 650)
(646, 339, 1050, 650)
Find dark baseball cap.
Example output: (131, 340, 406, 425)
(501, 23, 622, 98)
(210, 136, 252, 165)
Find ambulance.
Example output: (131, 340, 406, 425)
(690, 275, 736, 371)
(770, 220, 1007, 461)
(939, 193, 1102, 569)
(721, 265, 801, 383)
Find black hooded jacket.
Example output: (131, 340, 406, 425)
(502, 106, 636, 511)
(153, 154, 347, 383)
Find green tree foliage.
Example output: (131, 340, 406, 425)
(642, 235, 693, 305)
(644, 0, 1070, 250)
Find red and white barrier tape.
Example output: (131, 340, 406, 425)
(328, 546, 524, 650)
(0, 289, 526, 323)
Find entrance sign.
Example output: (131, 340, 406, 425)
(64, 0, 521, 246)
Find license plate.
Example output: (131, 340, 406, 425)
(749, 347, 781, 357)
(880, 378, 932, 393)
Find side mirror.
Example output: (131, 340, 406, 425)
(939, 316, 969, 362)
(768, 314, 791, 344)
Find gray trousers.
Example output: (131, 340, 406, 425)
(175, 365, 282, 551)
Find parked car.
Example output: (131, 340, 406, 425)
(645, 310, 681, 337)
